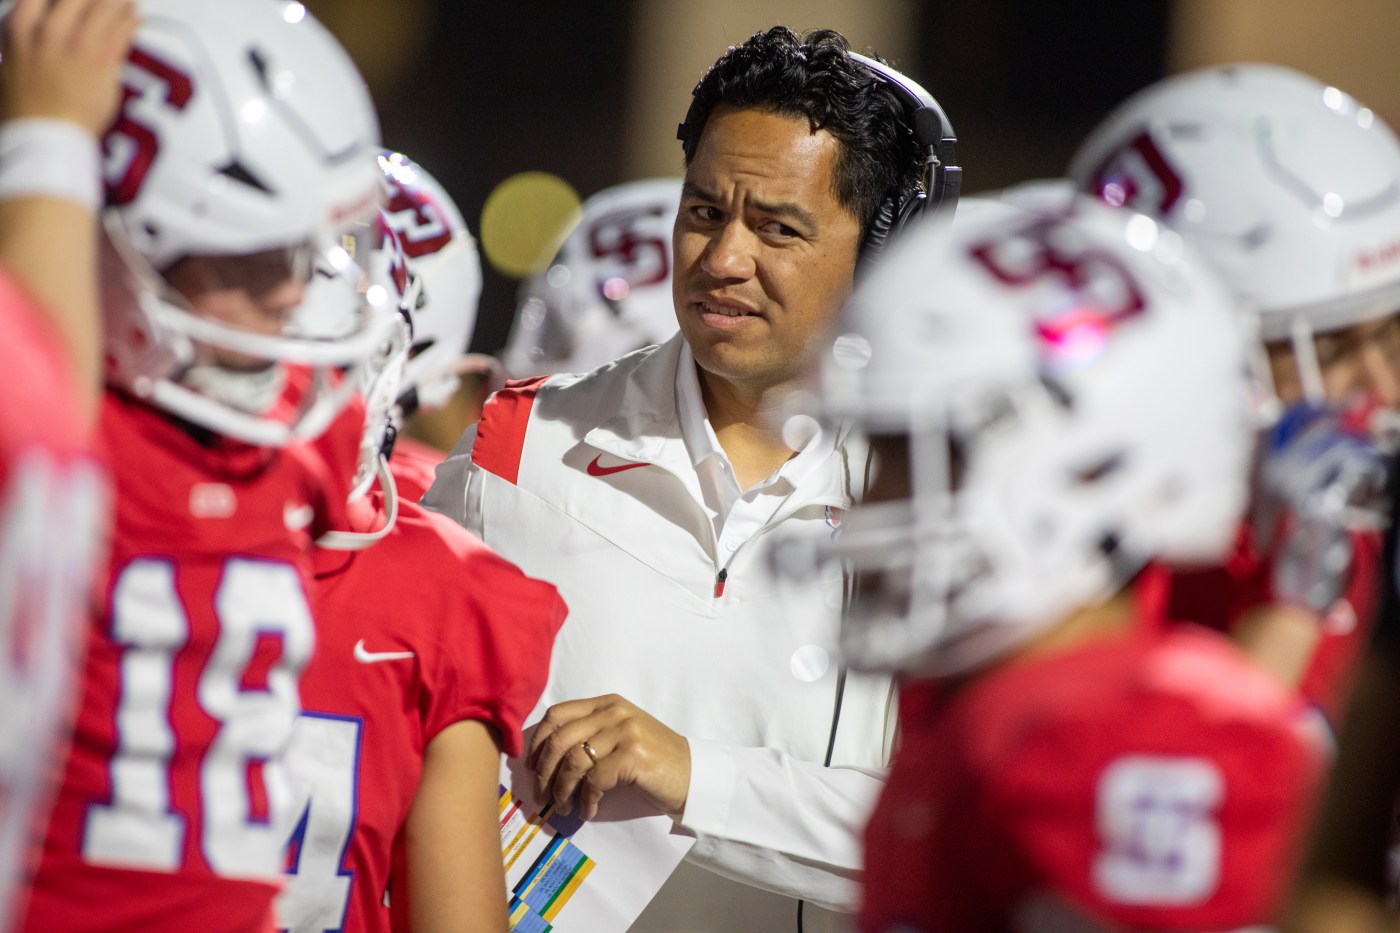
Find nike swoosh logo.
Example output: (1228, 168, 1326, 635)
(284, 502, 315, 531)
(586, 455, 648, 477)
(353, 639, 415, 664)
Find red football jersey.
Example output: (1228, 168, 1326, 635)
(22, 390, 343, 933)
(861, 627, 1323, 933)
(0, 276, 107, 930)
(1166, 520, 1381, 727)
(388, 435, 446, 505)
(276, 494, 565, 933)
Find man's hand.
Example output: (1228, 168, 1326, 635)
(2, 0, 137, 135)
(527, 694, 690, 822)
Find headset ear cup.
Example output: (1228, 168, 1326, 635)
(861, 192, 901, 264)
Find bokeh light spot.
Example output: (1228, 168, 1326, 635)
(480, 172, 581, 278)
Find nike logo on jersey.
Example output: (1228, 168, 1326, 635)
(353, 639, 415, 664)
(284, 502, 316, 532)
(586, 455, 648, 477)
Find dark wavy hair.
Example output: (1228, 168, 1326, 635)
(677, 26, 920, 239)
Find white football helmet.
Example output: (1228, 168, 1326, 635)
(1068, 64, 1400, 400)
(376, 151, 487, 413)
(301, 152, 480, 534)
(827, 192, 1254, 676)
(100, 0, 393, 446)
(504, 177, 681, 376)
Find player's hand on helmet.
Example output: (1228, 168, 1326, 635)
(1255, 401, 1392, 613)
(527, 694, 690, 822)
(1, 0, 138, 135)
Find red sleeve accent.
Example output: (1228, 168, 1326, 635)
(470, 375, 548, 486)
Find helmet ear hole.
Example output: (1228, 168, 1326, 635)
(1072, 451, 1127, 486)
(246, 48, 270, 88)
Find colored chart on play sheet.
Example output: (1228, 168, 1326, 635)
(497, 746, 693, 932)
(502, 785, 595, 931)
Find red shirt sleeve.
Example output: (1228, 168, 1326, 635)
(413, 506, 565, 757)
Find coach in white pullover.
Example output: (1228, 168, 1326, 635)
(425, 25, 956, 931)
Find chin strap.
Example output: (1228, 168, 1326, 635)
(316, 455, 399, 551)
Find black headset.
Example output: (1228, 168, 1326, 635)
(848, 52, 961, 265)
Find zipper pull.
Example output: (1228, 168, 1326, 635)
(714, 568, 728, 599)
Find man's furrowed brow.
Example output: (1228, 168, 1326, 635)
(751, 198, 818, 231)
(682, 181, 718, 203)
(683, 182, 819, 228)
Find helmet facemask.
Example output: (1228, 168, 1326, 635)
(839, 377, 1153, 678)
(1262, 311, 1400, 417)
(102, 210, 398, 447)
(313, 313, 409, 553)
(302, 213, 425, 551)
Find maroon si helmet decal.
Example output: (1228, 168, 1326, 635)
(382, 185, 453, 260)
(104, 48, 194, 207)
(587, 204, 671, 299)
(1089, 130, 1185, 216)
(971, 216, 1148, 369)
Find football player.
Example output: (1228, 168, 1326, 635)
(502, 176, 682, 378)
(0, 0, 132, 927)
(1068, 64, 1400, 730)
(19, 3, 391, 931)
(277, 197, 566, 933)
(372, 151, 495, 496)
(830, 193, 1323, 931)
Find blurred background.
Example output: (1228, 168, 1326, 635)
(303, 0, 1400, 358)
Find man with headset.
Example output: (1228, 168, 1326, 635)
(424, 25, 959, 930)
